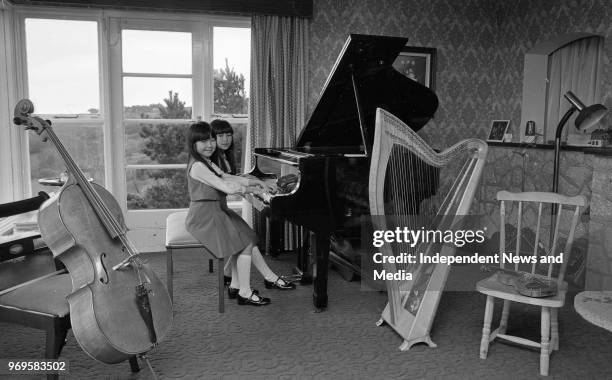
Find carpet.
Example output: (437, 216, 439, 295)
(1, 250, 611, 379)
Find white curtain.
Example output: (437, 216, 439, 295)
(247, 14, 309, 161)
(545, 36, 603, 142)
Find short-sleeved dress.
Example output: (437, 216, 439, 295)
(185, 160, 257, 258)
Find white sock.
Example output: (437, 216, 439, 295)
(229, 255, 239, 289)
(251, 246, 278, 282)
(237, 249, 252, 298)
(223, 259, 232, 277)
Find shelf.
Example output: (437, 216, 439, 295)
(487, 141, 612, 155)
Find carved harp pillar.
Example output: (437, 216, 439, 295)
(368, 108, 488, 351)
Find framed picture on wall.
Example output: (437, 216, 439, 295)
(487, 120, 510, 142)
(392, 46, 437, 90)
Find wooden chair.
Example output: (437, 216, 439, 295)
(165, 211, 225, 313)
(477, 191, 587, 376)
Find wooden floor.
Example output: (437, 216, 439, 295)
(1, 250, 611, 379)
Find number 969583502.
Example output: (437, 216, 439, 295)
(0, 359, 68, 374)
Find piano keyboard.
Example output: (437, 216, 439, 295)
(277, 149, 314, 159)
(244, 193, 269, 211)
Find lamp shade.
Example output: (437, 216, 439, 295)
(575, 103, 607, 132)
(563, 90, 607, 132)
(552, 91, 608, 195)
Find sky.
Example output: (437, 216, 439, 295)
(25, 18, 251, 114)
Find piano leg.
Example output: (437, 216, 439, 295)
(265, 217, 271, 256)
(313, 233, 329, 311)
(294, 229, 313, 284)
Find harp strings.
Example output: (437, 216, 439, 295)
(385, 146, 432, 294)
(386, 143, 476, 300)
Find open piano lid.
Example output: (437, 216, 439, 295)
(296, 34, 439, 155)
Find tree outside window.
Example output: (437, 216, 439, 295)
(127, 62, 248, 209)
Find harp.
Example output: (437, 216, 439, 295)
(368, 108, 487, 351)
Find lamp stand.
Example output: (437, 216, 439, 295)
(552, 106, 577, 193)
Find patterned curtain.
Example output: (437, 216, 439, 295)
(545, 36, 603, 142)
(245, 14, 309, 243)
(247, 14, 309, 166)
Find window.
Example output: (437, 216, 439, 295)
(116, 22, 252, 209)
(24, 18, 103, 194)
(19, 13, 250, 231)
(213, 26, 250, 117)
(14, 11, 251, 251)
(545, 36, 603, 144)
(519, 33, 603, 144)
(212, 27, 250, 201)
(122, 29, 194, 210)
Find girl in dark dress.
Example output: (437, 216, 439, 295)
(210, 119, 296, 293)
(185, 122, 294, 306)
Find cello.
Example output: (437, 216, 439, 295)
(13, 99, 173, 364)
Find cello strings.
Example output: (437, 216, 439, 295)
(44, 126, 144, 271)
(45, 126, 146, 284)
(44, 128, 120, 236)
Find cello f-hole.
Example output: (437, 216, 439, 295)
(97, 253, 109, 284)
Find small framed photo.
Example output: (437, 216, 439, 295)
(488, 120, 510, 142)
(392, 46, 437, 90)
(523, 120, 536, 143)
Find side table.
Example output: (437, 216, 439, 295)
(574, 291, 612, 332)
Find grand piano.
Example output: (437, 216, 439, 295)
(246, 34, 439, 310)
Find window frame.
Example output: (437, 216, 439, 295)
(12, 8, 108, 197)
(208, 21, 251, 211)
(6, 6, 251, 251)
(209, 21, 251, 123)
(10, 6, 250, 199)
(112, 17, 252, 213)
(519, 32, 602, 144)
(110, 18, 202, 214)
(20, 16, 107, 195)
(0, 5, 25, 203)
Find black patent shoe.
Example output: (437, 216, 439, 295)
(228, 287, 259, 299)
(237, 292, 271, 306)
(264, 277, 296, 290)
(224, 276, 232, 286)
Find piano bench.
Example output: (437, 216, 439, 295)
(165, 211, 224, 313)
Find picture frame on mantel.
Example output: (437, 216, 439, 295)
(487, 120, 510, 142)
(523, 120, 537, 143)
(392, 46, 437, 90)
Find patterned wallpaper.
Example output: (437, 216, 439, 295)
(495, 0, 612, 136)
(308, 0, 500, 147)
(308, 0, 612, 145)
(307, 0, 612, 289)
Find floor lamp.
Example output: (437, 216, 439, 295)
(552, 91, 607, 193)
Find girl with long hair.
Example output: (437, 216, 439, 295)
(185, 122, 294, 306)
(210, 119, 296, 292)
